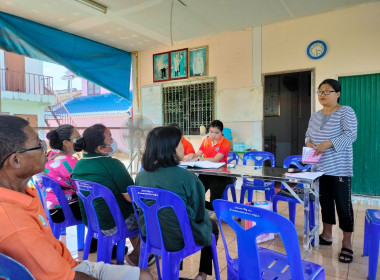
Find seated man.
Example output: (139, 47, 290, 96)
(0, 116, 152, 280)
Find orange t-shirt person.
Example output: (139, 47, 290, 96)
(169, 124, 195, 161)
(181, 137, 195, 156)
(192, 121, 230, 163)
(0, 185, 78, 280)
(190, 120, 233, 211)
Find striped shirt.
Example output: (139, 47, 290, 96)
(305, 106, 357, 176)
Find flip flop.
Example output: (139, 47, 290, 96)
(339, 248, 353, 263)
(319, 235, 333, 246)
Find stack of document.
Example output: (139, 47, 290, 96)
(179, 161, 225, 169)
(285, 171, 324, 180)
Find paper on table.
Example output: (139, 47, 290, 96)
(285, 171, 324, 180)
(179, 160, 225, 169)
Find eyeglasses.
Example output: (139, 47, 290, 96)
(0, 140, 47, 169)
(317, 90, 336, 96)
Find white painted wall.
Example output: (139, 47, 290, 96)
(262, 2, 380, 111)
(136, 2, 380, 151)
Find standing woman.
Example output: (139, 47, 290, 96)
(191, 120, 233, 211)
(45, 124, 82, 223)
(305, 79, 357, 263)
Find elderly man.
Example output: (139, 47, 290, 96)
(0, 116, 152, 280)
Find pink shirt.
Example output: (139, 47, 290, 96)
(44, 150, 78, 210)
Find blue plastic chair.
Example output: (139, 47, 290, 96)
(239, 151, 275, 203)
(31, 174, 84, 251)
(363, 209, 380, 280)
(72, 179, 139, 264)
(0, 253, 34, 280)
(272, 155, 314, 228)
(222, 152, 240, 202)
(213, 200, 325, 280)
(127, 185, 220, 280)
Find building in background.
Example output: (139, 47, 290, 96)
(0, 49, 56, 127)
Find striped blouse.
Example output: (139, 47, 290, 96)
(305, 106, 357, 176)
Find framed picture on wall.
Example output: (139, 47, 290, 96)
(153, 51, 170, 82)
(170, 48, 188, 80)
(189, 46, 208, 77)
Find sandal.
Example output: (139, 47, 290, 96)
(339, 248, 353, 263)
(319, 235, 333, 246)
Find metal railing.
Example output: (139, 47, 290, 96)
(0, 68, 54, 95)
(34, 126, 141, 176)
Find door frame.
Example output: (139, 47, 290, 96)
(262, 68, 315, 152)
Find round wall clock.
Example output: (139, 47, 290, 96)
(307, 40, 327, 59)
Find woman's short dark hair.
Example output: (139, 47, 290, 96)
(74, 124, 106, 153)
(0, 116, 29, 164)
(46, 124, 74, 150)
(319, 79, 341, 103)
(168, 123, 183, 136)
(209, 120, 224, 132)
(142, 126, 182, 172)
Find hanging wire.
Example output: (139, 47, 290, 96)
(170, 0, 174, 46)
(170, 0, 187, 46)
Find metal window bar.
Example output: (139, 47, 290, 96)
(163, 81, 214, 135)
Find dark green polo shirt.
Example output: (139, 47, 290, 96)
(72, 153, 134, 231)
(135, 166, 212, 251)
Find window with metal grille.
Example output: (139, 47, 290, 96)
(163, 81, 214, 135)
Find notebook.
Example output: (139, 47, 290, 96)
(178, 160, 225, 169)
(302, 146, 323, 164)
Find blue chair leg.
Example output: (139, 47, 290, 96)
(246, 189, 254, 203)
(368, 224, 380, 280)
(272, 197, 279, 213)
(363, 213, 370, 256)
(155, 255, 162, 280)
(82, 229, 93, 260)
(211, 234, 221, 280)
(138, 242, 148, 269)
(309, 201, 315, 231)
(288, 202, 296, 225)
(116, 239, 126, 264)
(239, 187, 246, 204)
(77, 224, 85, 251)
(264, 188, 272, 201)
(163, 253, 182, 280)
(222, 184, 236, 202)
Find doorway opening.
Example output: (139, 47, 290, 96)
(263, 71, 312, 167)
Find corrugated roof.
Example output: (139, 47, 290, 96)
(49, 93, 132, 116)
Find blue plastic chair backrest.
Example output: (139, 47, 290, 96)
(283, 155, 312, 170)
(30, 175, 51, 222)
(282, 156, 312, 189)
(223, 127, 232, 142)
(32, 174, 79, 225)
(72, 179, 127, 237)
(0, 253, 35, 279)
(213, 200, 304, 280)
(227, 152, 239, 164)
(242, 151, 275, 167)
(127, 185, 197, 251)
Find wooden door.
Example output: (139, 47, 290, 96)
(14, 114, 38, 127)
(4, 51, 25, 92)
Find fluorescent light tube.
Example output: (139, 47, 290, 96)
(75, 0, 108, 14)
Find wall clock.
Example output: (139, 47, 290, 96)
(307, 40, 327, 59)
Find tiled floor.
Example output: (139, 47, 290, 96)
(63, 191, 380, 280)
